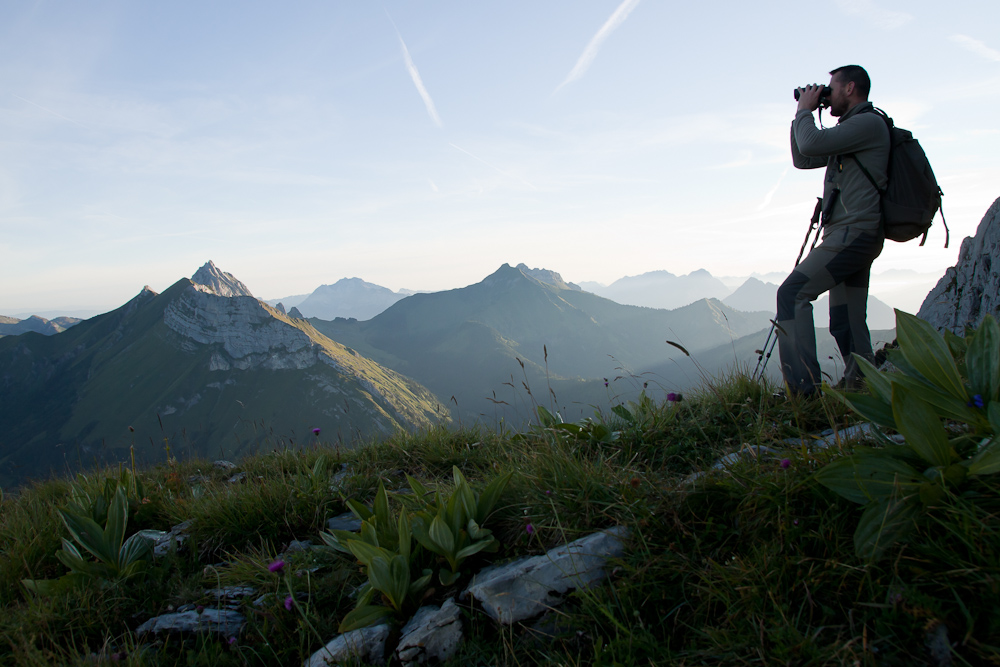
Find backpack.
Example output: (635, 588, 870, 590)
(848, 107, 949, 247)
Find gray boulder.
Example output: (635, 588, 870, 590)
(918, 196, 1000, 333)
(302, 623, 391, 667)
(463, 526, 628, 624)
(396, 598, 463, 665)
(136, 609, 245, 636)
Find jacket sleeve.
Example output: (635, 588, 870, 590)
(790, 118, 826, 169)
(792, 109, 884, 158)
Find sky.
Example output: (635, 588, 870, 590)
(2, 0, 999, 316)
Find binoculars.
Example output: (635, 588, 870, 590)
(793, 86, 832, 107)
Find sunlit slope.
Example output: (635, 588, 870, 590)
(0, 280, 447, 487)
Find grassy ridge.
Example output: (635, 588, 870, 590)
(0, 369, 998, 665)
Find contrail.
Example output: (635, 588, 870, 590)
(385, 12, 442, 127)
(12, 93, 91, 130)
(757, 167, 788, 212)
(555, 0, 641, 93)
(449, 143, 536, 190)
(951, 34, 1000, 62)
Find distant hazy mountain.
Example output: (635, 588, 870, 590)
(311, 263, 771, 422)
(0, 314, 81, 337)
(722, 278, 779, 313)
(295, 278, 410, 321)
(584, 269, 731, 310)
(721, 277, 896, 330)
(0, 263, 446, 488)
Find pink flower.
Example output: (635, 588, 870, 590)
(228, 636, 237, 646)
(312, 428, 321, 436)
(780, 459, 791, 469)
(525, 523, 534, 535)
(268, 560, 285, 573)
(284, 595, 294, 611)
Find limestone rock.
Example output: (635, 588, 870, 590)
(463, 527, 628, 624)
(136, 609, 244, 636)
(395, 598, 463, 665)
(303, 623, 391, 667)
(327, 511, 362, 532)
(713, 445, 779, 470)
(918, 197, 1000, 333)
(191, 261, 254, 298)
(142, 520, 192, 558)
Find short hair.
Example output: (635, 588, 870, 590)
(830, 65, 871, 98)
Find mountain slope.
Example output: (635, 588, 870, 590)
(311, 264, 771, 421)
(0, 270, 447, 488)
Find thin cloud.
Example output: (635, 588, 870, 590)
(385, 12, 442, 127)
(555, 0, 641, 93)
(833, 0, 912, 29)
(951, 34, 1000, 62)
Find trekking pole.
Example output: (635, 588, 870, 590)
(752, 197, 824, 381)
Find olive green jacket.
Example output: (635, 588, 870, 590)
(790, 101, 890, 236)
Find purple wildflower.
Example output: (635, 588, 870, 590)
(525, 523, 535, 535)
(284, 595, 294, 611)
(228, 636, 237, 647)
(780, 458, 790, 469)
(793, 519, 799, 526)
(196, 605, 204, 614)
(268, 560, 285, 573)
(312, 427, 321, 436)
(603, 378, 609, 387)
(545, 490, 552, 495)
(968, 394, 985, 408)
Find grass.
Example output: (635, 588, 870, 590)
(1, 369, 998, 666)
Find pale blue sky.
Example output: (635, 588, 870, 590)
(2, 0, 998, 313)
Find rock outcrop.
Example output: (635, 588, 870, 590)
(191, 261, 254, 298)
(918, 197, 1000, 333)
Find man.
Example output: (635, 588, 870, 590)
(777, 65, 890, 395)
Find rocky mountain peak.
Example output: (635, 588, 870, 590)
(191, 261, 254, 298)
(515, 264, 581, 291)
(918, 197, 1000, 333)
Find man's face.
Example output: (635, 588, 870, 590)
(828, 73, 852, 117)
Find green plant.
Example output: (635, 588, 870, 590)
(23, 485, 153, 595)
(408, 466, 512, 585)
(64, 467, 146, 527)
(817, 310, 1000, 561)
(515, 405, 618, 446)
(320, 482, 432, 631)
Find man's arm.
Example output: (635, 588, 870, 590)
(790, 84, 827, 169)
(791, 118, 826, 169)
(792, 111, 883, 157)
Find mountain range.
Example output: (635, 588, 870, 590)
(0, 262, 445, 488)
(1, 260, 907, 487)
(0, 315, 80, 337)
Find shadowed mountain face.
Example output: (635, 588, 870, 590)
(0, 267, 447, 488)
(311, 264, 772, 422)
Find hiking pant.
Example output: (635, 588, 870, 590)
(776, 227, 883, 395)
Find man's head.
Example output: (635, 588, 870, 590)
(827, 65, 870, 117)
